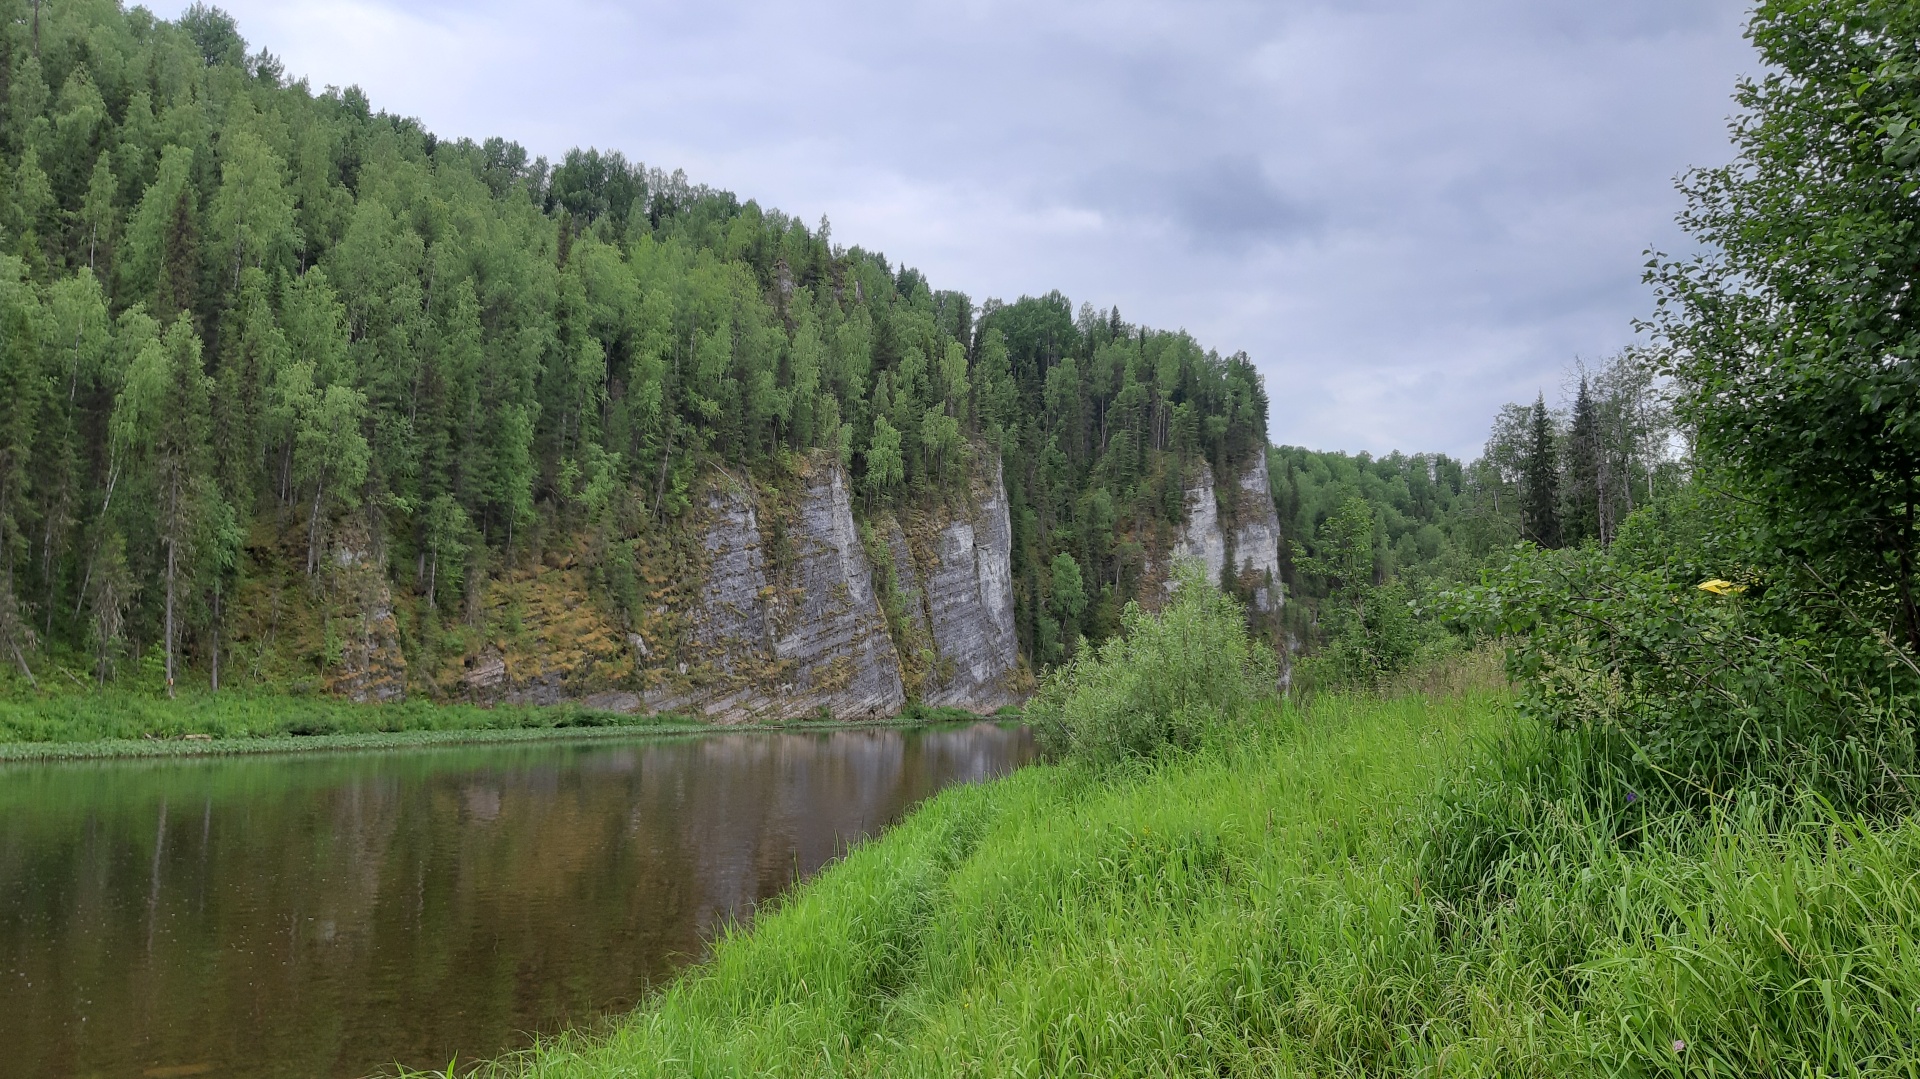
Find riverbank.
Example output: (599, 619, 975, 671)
(464, 672, 1920, 1076)
(0, 690, 1000, 761)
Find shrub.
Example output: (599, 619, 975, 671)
(1455, 486, 1920, 815)
(1028, 561, 1277, 765)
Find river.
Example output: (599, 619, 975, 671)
(0, 722, 1034, 1078)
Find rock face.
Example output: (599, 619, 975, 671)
(1165, 455, 1285, 613)
(892, 458, 1022, 713)
(647, 463, 906, 721)
(1170, 462, 1228, 585)
(326, 527, 408, 703)
(769, 466, 908, 717)
(1230, 453, 1285, 613)
(324, 450, 1035, 720)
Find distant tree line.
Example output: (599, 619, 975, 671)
(1273, 349, 1683, 685)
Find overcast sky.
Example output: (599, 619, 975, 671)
(205, 0, 1755, 459)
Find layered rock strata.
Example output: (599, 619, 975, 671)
(645, 464, 906, 721)
(1166, 456, 1285, 612)
(340, 446, 1289, 720)
(887, 459, 1022, 713)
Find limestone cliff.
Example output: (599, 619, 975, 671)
(640, 462, 907, 721)
(1170, 463, 1228, 585)
(876, 458, 1023, 713)
(324, 524, 408, 703)
(302, 449, 1133, 721)
(1231, 453, 1285, 613)
(1164, 455, 1285, 613)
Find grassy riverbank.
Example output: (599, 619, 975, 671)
(0, 689, 682, 759)
(461, 664, 1920, 1076)
(0, 686, 1002, 761)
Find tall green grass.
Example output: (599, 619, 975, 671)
(441, 674, 1920, 1077)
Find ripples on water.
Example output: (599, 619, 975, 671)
(0, 722, 1033, 1079)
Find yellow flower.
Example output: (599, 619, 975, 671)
(1697, 579, 1747, 597)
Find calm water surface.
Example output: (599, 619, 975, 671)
(0, 723, 1033, 1079)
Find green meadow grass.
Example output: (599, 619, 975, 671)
(448, 677, 1920, 1078)
(0, 689, 1003, 759)
(0, 689, 694, 756)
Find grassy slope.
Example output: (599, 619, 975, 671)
(472, 680, 1920, 1078)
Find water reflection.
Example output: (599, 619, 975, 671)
(0, 723, 1032, 1079)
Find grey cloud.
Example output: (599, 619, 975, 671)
(1173, 157, 1321, 250)
(208, 0, 1754, 458)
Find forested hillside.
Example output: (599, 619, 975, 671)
(0, 2, 1267, 698)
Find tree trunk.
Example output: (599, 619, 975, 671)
(307, 472, 326, 575)
(210, 579, 221, 694)
(75, 462, 120, 618)
(164, 537, 176, 699)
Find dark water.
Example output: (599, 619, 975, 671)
(0, 723, 1033, 1079)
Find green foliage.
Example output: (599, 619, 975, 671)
(1648, 0, 1920, 654)
(1454, 0, 1920, 819)
(1027, 562, 1276, 765)
(1520, 394, 1560, 548)
(0, 690, 693, 752)
(451, 676, 1920, 1079)
(1460, 486, 1920, 814)
(0, 1, 1269, 694)
(1273, 462, 1483, 689)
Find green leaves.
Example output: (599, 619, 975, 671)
(1650, 0, 1920, 651)
(1028, 563, 1276, 766)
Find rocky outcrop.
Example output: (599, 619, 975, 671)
(1231, 453, 1285, 613)
(644, 462, 906, 721)
(331, 451, 1027, 721)
(325, 528, 407, 703)
(1165, 455, 1285, 613)
(769, 465, 908, 716)
(1170, 462, 1228, 585)
(885, 458, 1023, 713)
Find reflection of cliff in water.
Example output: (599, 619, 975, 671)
(0, 723, 1033, 1079)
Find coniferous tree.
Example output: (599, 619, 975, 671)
(1562, 376, 1600, 546)
(115, 315, 222, 696)
(1521, 395, 1561, 549)
(0, 261, 44, 683)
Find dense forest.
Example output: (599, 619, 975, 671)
(1273, 349, 1685, 684)
(0, 2, 1268, 695)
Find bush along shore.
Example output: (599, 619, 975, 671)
(413, 564, 1920, 1077)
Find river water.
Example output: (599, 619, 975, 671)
(0, 722, 1033, 1079)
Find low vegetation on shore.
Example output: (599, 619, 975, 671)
(0, 689, 653, 747)
(445, 567, 1920, 1077)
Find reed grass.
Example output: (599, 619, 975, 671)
(438, 674, 1920, 1077)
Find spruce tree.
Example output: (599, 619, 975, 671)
(1561, 376, 1600, 546)
(115, 315, 220, 696)
(1521, 395, 1561, 549)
